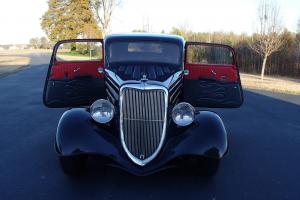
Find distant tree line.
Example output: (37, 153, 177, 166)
(171, 27, 300, 78)
(29, 37, 52, 49)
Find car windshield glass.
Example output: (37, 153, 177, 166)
(106, 41, 181, 65)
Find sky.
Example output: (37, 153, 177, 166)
(0, 0, 299, 44)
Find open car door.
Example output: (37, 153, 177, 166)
(43, 39, 106, 108)
(183, 42, 243, 108)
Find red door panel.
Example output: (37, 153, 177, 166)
(185, 63, 238, 82)
(43, 39, 106, 108)
(183, 42, 243, 108)
(50, 60, 104, 79)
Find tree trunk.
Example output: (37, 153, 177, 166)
(261, 56, 268, 80)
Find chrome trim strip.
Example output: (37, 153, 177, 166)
(169, 76, 182, 92)
(106, 89, 115, 103)
(105, 69, 124, 86)
(171, 89, 181, 104)
(170, 83, 182, 101)
(106, 76, 119, 91)
(106, 81, 119, 100)
(164, 70, 183, 88)
(119, 84, 168, 166)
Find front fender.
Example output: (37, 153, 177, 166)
(55, 108, 121, 157)
(164, 111, 228, 159)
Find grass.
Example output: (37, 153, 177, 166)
(240, 73, 300, 95)
(56, 51, 101, 61)
(0, 56, 29, 64)
(0, 56, 30, 76)
(56, 54, 93, 61)
(0, 49, 50, 76)
(0, 49, 51, 55)
(59, 51, 90, 57)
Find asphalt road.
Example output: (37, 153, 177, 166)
(0, 54, 300, 200)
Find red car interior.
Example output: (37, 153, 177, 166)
(49, 60, 104, 80)
(184, 63, 238, 82)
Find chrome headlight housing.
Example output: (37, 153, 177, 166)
(172, 102, 195, 126)
(90, 99, 114, 123)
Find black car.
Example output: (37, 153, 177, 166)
(43, 33, 243, 176)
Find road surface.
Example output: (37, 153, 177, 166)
(0, 53, 300, 199)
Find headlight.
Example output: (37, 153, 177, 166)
(90, 99, 114, 123)
(172, 102, 195, 126)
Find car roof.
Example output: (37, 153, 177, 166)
(104, 33, 185, 46)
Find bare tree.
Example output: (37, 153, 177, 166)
(249, 0, 284, 80)
(91, 0, 121, 36)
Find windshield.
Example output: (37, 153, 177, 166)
(106, 41, 182, 65)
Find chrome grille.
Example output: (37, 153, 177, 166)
(120, 85, 168, 166)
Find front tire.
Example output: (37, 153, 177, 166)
(59, 155, 88, 176)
